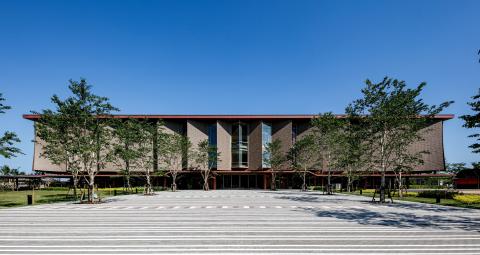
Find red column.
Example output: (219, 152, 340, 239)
(212, 177, 217, 190)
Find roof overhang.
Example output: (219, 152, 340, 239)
(22, 114, 455, 121)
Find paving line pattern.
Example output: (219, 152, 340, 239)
(1, 190, 480, 254)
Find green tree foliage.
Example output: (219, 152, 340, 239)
(35, 96, 83, 198)
(311, 112, 344, 194)
(288, 134, 321, 191)
(34, 79, 118, 203)
(332, 112, 369, 192)
(349, 77, 452, 202)
(460, 89, 480, 161)
(112, 118, 155, 192)
(264, 139, 286, 190)
(159, 133, 191, 192)
(445, 162, 467, 175)
(0, 165, 25, 191)
(0, 93, 22, 160)
(0, 165, 25, 176)
(192, 139, 220, 191)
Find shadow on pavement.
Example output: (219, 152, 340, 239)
(269, 191, 480, 232)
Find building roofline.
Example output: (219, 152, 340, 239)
(22, 113, 455, 121)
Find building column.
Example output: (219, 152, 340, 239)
(212, 177, 217, 190)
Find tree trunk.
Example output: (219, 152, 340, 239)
(72, 176, 78, 200)
(347, 174, 352, 192)
(327, 169, 332, 195)
(380, 172, 386, 203)
(145, 173, 152, 195)
(88, 173, 95, 203)
(171, 173, 177, 192)
(302, 169, 307, 191)
(379, 131, 386, 203)
(398, 171, 403, 198)
(203, 179, 209, 191)
(203, 170, 210, 191)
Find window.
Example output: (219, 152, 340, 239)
(232, 122, 248, 168)
(208, 123, 217, 168)
(262, 122, 272, 168)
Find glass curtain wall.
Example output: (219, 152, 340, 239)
(262, 122, 272, 168)
(232, 122, 248, 168)
(208, 123, 217, 168)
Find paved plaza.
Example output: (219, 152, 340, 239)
(0, 190, 480, 254)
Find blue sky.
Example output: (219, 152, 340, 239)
(0, 0, 479, 172)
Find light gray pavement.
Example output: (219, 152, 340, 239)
(1, 189, 480, 254)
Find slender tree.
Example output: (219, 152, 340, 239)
(289, 134, 321, 191)
(0, 93, 22, 161)
(35, 104, 82, 198)
(311, 112, 343, 194)
(112, 118, 152, 192)
(192, 139, 220, 191)
(35, 79, 118, 203)
(349, 77, 452, 202)
(159, 133, 191, 192)
(130, 120, 158, 195)
(264, 139, 287, 190)
(332, 112, 369, 192)
(460, 89, 480, 166)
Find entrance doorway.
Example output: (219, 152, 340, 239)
(217, 174, 263, 189)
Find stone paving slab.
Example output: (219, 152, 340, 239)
(1, 190, 479, 254)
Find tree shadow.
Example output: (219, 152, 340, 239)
(269, 192, 480, 232)
(302, 207, 480, 232)
(0, 202, 23, 207)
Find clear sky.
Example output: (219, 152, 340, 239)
(0, 0, 479, 172)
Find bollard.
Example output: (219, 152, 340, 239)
(436, 192, 441, 203)
(27, 195, 33, 205)
(360, 189, 363, 195)
(114, 189, 117, 196)
(135, 188, 138, 194)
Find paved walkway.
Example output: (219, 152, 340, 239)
(1, 190, 480, 254)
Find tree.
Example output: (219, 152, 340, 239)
(0, 165, 25, 191)
(349, 77, 452, 202)
(0, 93, 22, 161)
(112, 118, 152, 192)
(35, 103, 82, 199)
(460, 89, 480, 160)
(159, 133, 191, 192)
(130, 120, 159, 195)
(288, 134, 321, 191)
(311, 112, 343, 194)
(332, 113, 369, 192)
(35, 79, 118, 203)
(264, 139, 286, 190)
(445, 162, 467, 175)
(192, 139, 220, 191)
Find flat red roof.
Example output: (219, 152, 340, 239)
(23, 114, 455, 121)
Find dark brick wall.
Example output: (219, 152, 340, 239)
(407, 121, 445, 171)
(272, 120, 293, 169)
(248, 121, 263, 170)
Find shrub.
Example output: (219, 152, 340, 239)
(453, 194, 480, 205)
(417, 190, 458, 199)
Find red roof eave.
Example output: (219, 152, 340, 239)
(22, 114, 455, 121)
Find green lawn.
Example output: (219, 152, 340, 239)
(0, 187, 150, 208)
(342, 189, 480, 209)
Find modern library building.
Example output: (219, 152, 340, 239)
(23, 114, 454, 190)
